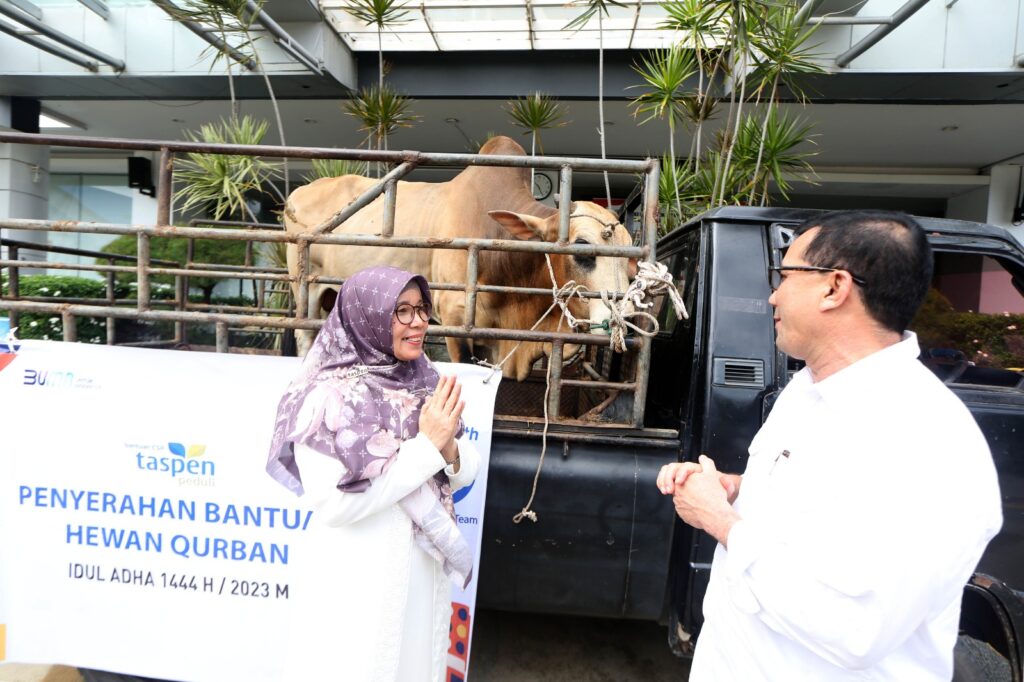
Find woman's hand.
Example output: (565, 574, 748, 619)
(418, 375, 464, 461)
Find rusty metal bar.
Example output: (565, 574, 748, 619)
(61, 311, 77, 342)
(157, 148, 172, 228)
(188, 218, 283, 231)
(642, 158, 660, 259)
(4, 243, 20, 333)
(561, 379, 637, 390)
(0, 219, 647, 258)
(0, 132, 652, 173)
(188, 262, 288, 274)
(174, 275, 185, 344)
(0, 260, 148, 275)
(187, 302, 292, 315)
(136, 234, 150, 311)
(557, 164, 572, 244)
(493, 425, 678, 449)
(382, 178, 398, 238)
(463, 244, 480, 329)
(0, 237, 176, 265)
(546, 340, 565, 418)
(295, 239, 310, 320)
(2, 300, 321, 329)
(216, 322, 229, 353)
(0, 300, 643, 348)
(106, 258, 116, 345)
(313, 161, 417, 235)
(630, 158, 662, 428)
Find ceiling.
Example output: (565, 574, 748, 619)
(36, 96, 1024, 202)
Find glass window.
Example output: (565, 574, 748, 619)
(47, 174, 132, 279)
(912, 252, 1024, 388)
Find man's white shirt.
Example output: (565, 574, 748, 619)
(690, 333, 1003, 681)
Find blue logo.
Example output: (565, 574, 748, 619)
(453, 480, 475, 504)
(136, 442, 216, 479)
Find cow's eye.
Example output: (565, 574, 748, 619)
(573, 238, 596, 271)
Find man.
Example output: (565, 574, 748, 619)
(657, 210, 1002, 680)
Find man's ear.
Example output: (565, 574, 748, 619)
(819, 271, 855, 311)
(488, 210, 553, 241)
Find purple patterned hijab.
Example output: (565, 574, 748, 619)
(266, 265, 471, 587)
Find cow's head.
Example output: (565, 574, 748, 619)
(488, 201, 634, 335)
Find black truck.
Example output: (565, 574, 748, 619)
(476, 207, 1024, 680)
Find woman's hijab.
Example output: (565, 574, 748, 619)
(267, 265, 472, 587)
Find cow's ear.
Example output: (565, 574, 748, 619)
(627, 257, 638, 279)
(488, 210, 551, 241)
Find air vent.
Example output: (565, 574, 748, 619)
(712, 358, 765, 388)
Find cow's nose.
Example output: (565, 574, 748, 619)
(587, 299, 612, 336)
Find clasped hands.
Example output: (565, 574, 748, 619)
(418, 375, 464, 471)
(657, 455, 743, 547)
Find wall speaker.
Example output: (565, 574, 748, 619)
(128, 157, 156, 197)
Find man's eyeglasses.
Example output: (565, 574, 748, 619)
(394, 303, 432, 325)
(768, 266, 867, 291)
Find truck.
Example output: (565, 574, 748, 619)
(1, 131, 1022, 680)
(477, 206, 1024, 681)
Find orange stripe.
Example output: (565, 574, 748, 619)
(0, 623, 6, 661)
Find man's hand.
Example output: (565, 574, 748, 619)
(657, 461, 742, 502)
(673, 455, 741, 547)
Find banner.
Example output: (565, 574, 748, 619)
(0, 341, 499, 681)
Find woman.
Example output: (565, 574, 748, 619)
(266, 265, 479, 682)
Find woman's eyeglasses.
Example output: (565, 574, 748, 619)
(394, 303, 432, 325)
(768, 266, 867, 291)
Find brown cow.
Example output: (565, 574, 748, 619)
(284, 136, 633, 381)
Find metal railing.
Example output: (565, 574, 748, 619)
(0, 131, 662, 427)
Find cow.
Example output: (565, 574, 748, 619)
(284, 136, 635, 381)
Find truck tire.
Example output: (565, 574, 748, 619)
(952, 634, 1011, 682)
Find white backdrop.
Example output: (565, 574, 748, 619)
(0, 341, 499, 682)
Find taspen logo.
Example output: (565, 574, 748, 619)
(135, 442, 216, 485)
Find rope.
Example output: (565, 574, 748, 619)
(510, 255, 584, 523)
(484, 254, 590, 379)
(497, 257, 688, 523)
(604, 260, 689, 353)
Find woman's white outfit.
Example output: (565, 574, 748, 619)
(285, 433, 479, 682)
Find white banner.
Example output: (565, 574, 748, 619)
(0, 341, 499, 681)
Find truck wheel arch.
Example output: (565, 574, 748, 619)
(956, 573, 1024, 682)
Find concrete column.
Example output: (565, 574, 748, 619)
(0, 97, 50, 266)
(986, 164, 1023, 243)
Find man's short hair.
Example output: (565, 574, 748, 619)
(793, 210, 933, 333)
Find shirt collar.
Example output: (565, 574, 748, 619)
(803, 332, 920, 404)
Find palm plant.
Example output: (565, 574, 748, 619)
(659, 0, 728, 171)
(732, 108, 816, 205)
(565, 0, 625, 205)
(505, 93, 570, 189)
(745, 3, 826, 203)
(174, 115, 283, 223)
(630, 45, 696, 223)
(344, 85, 419, 175)
(166, 0, 290, 195)
(633, 0, 822, 226)
(340, 0, 410, 90)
